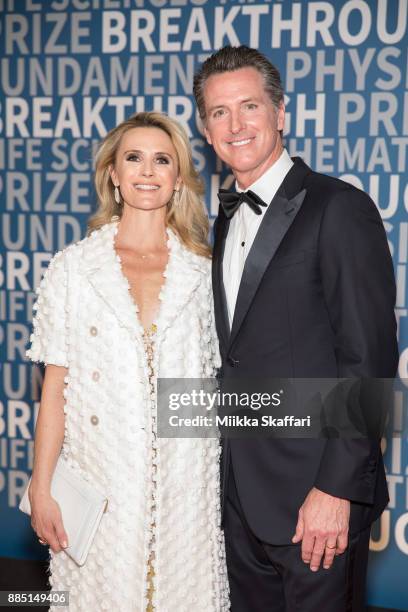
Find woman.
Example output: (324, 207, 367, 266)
(26, 112, 229, 611)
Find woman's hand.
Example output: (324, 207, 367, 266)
(29, 486, 68, 553)
(28, 365, 68, 554)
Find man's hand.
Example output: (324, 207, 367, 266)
(291, 487, 350, 572)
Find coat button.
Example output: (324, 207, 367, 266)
(90, 326, 98, 336)
(92, 371, 100, 381)
(90, 415, 99, 425)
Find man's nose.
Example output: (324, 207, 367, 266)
(230, 111, 244, 134)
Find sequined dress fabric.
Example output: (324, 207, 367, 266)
(144, 323, 157, 611)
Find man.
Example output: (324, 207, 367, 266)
(193, 46, 398, 611)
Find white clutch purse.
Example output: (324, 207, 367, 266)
(19, 457, 108, 566)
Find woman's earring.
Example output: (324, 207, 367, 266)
(114, 186, 121, 204)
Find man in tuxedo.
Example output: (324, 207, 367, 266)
(193, 46, 398, 611)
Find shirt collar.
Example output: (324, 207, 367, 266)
(235, 149, 293, 205)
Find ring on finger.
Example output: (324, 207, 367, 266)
(38, 538, 48, 545)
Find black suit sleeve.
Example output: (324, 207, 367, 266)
(313, 185, 398, 504)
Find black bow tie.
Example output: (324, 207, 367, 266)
(218, 189, 267, 219)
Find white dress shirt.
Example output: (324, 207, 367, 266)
(223, 149, 294, 328)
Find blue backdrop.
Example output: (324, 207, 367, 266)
(0, 0, 407, 608)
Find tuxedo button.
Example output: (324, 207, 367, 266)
(90, 326, 98, 336)
(92, 371, 100, 382)
(227, 356, 239, 367)
(90, 415, 99, 425)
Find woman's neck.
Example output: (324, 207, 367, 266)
(115, 205, 168, 252)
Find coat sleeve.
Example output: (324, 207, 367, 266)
(209, 278, 222, 377)
(313, 185, 399, 504)
(26, 250, 69, 368)
(202, 263, 221, 378)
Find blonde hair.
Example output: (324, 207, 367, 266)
(89, 112, 211, 258)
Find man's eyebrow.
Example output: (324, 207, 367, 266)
(207, 97, 260, 113)
(207, 104, 225, 114)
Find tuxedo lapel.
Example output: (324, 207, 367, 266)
(212, 212, 231, 350)
(229, 181, 307, 348)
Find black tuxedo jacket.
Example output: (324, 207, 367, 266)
(213, 157, 399, 545)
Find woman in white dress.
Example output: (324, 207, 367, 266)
(26, 112, 229, 611)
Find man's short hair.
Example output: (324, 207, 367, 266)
(193, 45, 284, 122)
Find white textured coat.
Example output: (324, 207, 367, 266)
(27, 220, 229, 611)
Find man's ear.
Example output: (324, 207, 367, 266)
(204, 126, 212, 146)
(109, 164, 118, 187)
(277, 102, 285, 132)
